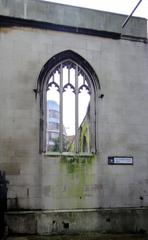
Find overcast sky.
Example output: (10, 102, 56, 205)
(43, 0, 148, 19)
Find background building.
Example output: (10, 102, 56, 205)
(46, 100, 60, 151)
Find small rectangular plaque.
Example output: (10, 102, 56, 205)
(108, 156, 133, 165)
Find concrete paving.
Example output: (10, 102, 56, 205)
(5, 234, 148, 240)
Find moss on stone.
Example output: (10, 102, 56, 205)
(59, 155, 96, 202)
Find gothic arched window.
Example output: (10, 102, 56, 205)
(38, 50, 100, 154)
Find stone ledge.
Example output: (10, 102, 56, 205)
(5, 208, 148, 234)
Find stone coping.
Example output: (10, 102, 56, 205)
(0, 0, 147, 39)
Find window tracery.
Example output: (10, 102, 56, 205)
(38, 50, 100, 154)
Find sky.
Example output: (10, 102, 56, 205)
(43, 0, 148, 19)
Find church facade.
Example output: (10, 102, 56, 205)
(0, 0, 148, 234)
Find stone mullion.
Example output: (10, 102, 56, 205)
(59, 64, 63, 152)
(75, 65, 79, 153)
(42, 82, 47, 153)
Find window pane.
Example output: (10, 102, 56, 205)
(63, 66, 68, 86)
(78, 77, 90, 153)
(46, 83, 60, 152)
(63, 86, 75, 152)
(70, 68, 75, 87)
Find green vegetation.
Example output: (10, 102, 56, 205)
(79, 119, 90, 153)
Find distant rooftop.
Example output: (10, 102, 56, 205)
(0, 0, 147, 39)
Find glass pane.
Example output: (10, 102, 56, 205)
(78, 78, 90, 153)
(46, 82, 60, 152)
(63, 86, 75, 152)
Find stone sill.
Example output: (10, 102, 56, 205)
(43, 152, 94, 157)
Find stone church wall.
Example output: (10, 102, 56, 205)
(0, 0, 148, 234)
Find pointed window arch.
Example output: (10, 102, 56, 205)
(37, 50, 100, 154)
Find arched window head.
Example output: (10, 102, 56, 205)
(38, 50, 100, 154)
